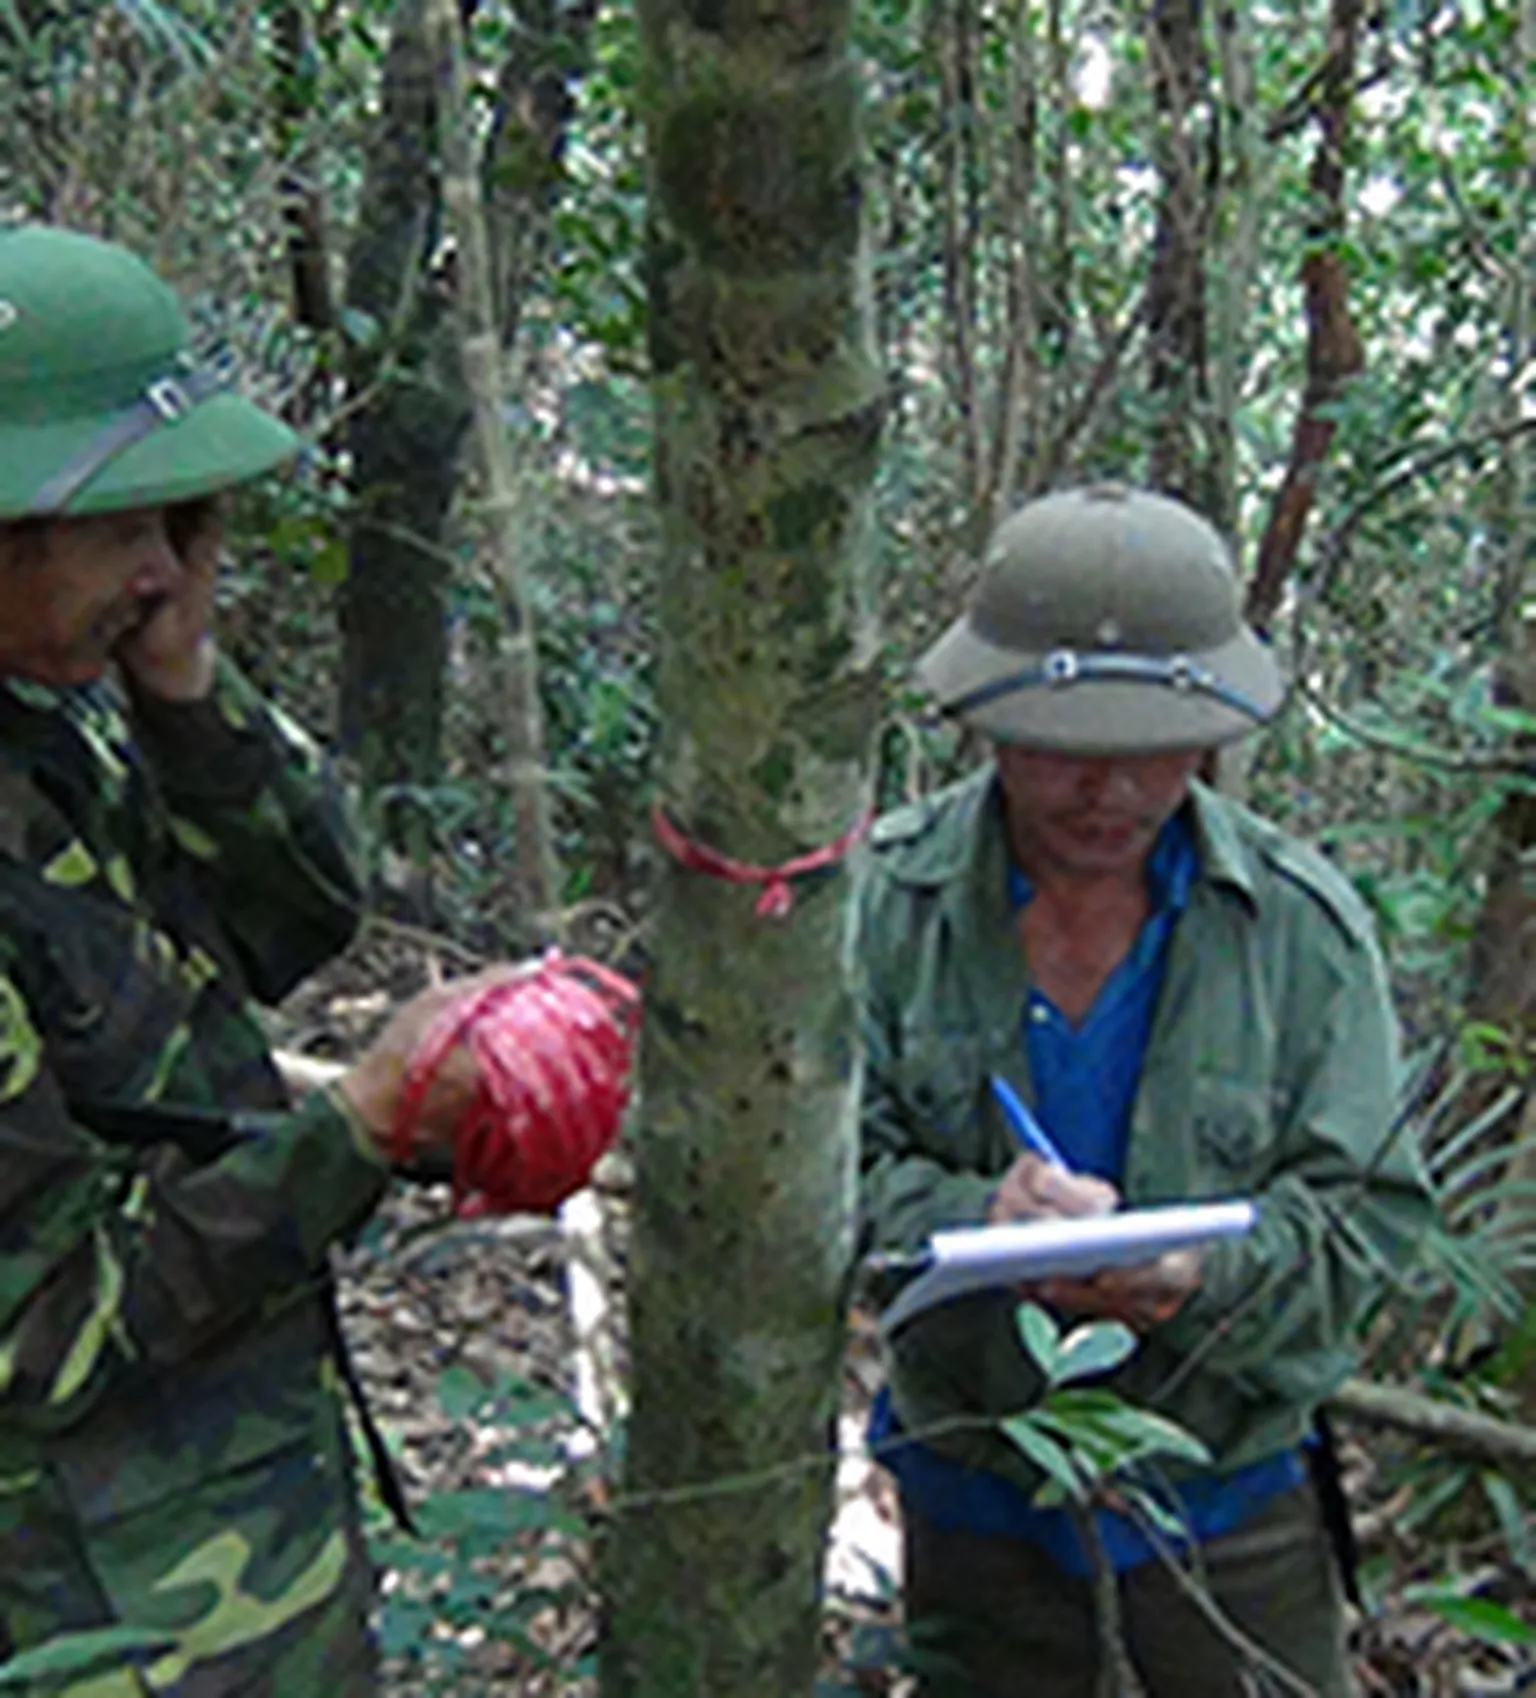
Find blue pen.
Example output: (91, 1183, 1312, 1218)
(989, 1072, 1070, 1170)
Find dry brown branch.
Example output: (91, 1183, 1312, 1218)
(1247, 0, 1366, 634)
(1329, 1377, 1536, 1472)
(1144, 0, 1212, 500)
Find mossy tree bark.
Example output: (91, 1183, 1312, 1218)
(339, 0, 467, 850)
(338, 0, 597, 874)
(599, 3, 884, 1693)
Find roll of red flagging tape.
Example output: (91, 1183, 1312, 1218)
(391, 952, 640, 1216)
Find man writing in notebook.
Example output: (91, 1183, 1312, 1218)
(857, 483, 1434, 1697)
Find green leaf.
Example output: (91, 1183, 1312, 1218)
(1119, 1481, 1195, 1543)
(1402, 1587, 1536, 1647)
(436, 1363, 493, 1422)
(414, 1486, 585, 1543)
(0, 1625, 175, 1689)
(309, 537, 349, 589)
(1015, 1301, 1061, 1382)
(373, 1594, 442, 1660)
(1052, 1319, 1138, 1386)
(1000, 1413, 1088, 1502)
(1480, 1471, 1536, 1579)
(111, 0, 214, 68)
(338, 307, 381, 350)
(1041, 1394, 1213, 1470)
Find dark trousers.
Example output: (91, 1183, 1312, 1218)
(903, 1483, 1355, 1697)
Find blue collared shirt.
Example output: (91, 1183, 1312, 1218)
(872, 809, 1306, 1574)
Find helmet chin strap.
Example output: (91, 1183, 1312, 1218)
(945, 646, 1273, 725)
(24, 346, 239, 518)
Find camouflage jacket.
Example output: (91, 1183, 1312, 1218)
(858, 765, 1436, 1493)
(0, 658, 388, 1696)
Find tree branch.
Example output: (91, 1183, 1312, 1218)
(1246, 0, 1366, 634)
(1329, 1377, 1536, 1472)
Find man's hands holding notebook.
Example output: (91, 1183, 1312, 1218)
(987, 1152, 1203, 1333)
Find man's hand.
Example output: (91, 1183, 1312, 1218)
(1038, 1251, 1203, 1333)
(336, 965, 536, 1163)
(987, 1152, 1119, 1225)
(115, 503, 220, 701)
(988, 1152, 1203, 1332)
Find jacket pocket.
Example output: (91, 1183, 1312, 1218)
(892, 1028, 987, 1144)
(1188, 1072, 1278, 1186)
(13, 884, 197, 1106)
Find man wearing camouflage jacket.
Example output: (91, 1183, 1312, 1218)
(0, 225, 518, 1694)
(859, 485, 1436, 1696)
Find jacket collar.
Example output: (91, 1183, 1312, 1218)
(883, 763, 1261, 915)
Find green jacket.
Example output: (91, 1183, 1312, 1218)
(857, 765, 1434, 1493)
(0, 660, 386, 1695)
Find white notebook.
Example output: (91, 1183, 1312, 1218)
(878, 1200, 1258, 1334)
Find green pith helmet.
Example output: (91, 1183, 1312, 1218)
(0, 225, 301, 519)
(916, 483, 1285, 753)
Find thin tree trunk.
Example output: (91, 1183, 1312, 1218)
(427, 0, 561, 939)
(339, 0, 468, 851)
(271, 0, 337, 335)
(941, 0, 983, 504)
(599, 1, 884, 1691)
(978, 0, 1040, 532)
(1207, 0, 1259, 544)
(1144, 0, 1211, 504)
(486, 0, 601, 349)
(1477, 0, 1536, 1395)
(1043, 0, 1072, 424)
(1245, 0, 1366, 635)
(338, 0, 593, 875)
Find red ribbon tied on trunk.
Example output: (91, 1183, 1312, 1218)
(391, 951, 640, 1217)
(651, 801, 874, 919)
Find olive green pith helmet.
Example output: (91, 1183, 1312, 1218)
(0, 225, 301, 519)
(916, 483, 1285, 753)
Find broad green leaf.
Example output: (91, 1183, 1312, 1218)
(1480, 1471, 1536, 1580)
(1041, 1395, 1212, 1470)
(1014, 1301, 1061, 1382)
(1052, 1319, 1138, 1386)
(436, 1364, 493, 1422)
(1000, 1413, 1088, 1502)
(1402, 1587, 1536, 1647)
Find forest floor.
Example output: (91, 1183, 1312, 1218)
(275, 929, 1536, 1698)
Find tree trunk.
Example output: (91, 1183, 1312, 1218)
(1207, 0, 1259, 544)
(271, 0, 337, 336)
(338, 0, 467, 843)
(599, 2, 884, 1692)
(338, 0, 595, 865)
(428, 0, 563, 940)
(1245, 0, 1365, 635)
(485, 0, 601, 348)
(1144, 0, 1211, 506)
(1478, 0, 1536, 1405)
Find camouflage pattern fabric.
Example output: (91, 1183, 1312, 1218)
(0, 657, 389, 1694)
